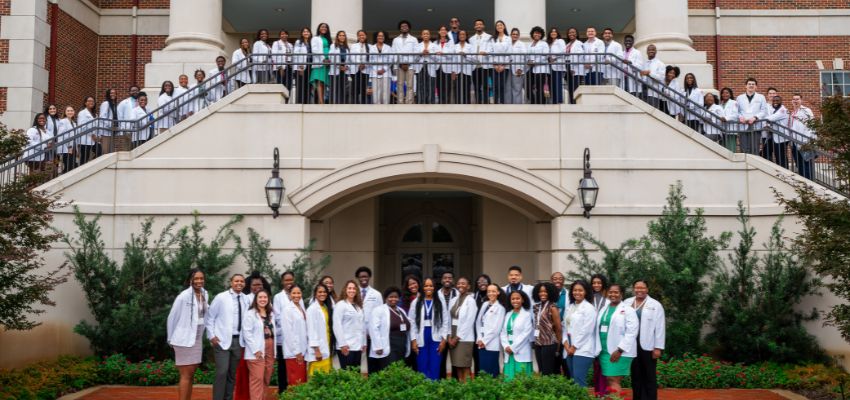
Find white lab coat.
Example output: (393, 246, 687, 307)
(392, 34, 419, 65)
(563, 300, 596, 358)
(156, 93, 175, 130)
(205, 289, 250, 351)
(601, 40, 625, 81)
(252, 40, 272, 73)
(622, 47, 645, 93)
(45, 115, 60, 138)
(281, 301, 308, 358)
(76, 108, 96, 145)
(332, 300, 366, 350)
(704, 104, 726, 136)
(434, 40, 454, 73)
(593, 302, 639, 358)
(25, 127, 52, 158)
(328, 43, 351, 76)
(240, 309, 277, 360)
(361, 286, 383, 334)
(643, 57, 667, 99)
(408, 296, 449, 345)
(273, 291, 305, 343)
(293, 39, 312, 72)
(231, 48, 252, 84)
(475, 300, 506, 352)
(735, 92, 768, 122)
(467, 31, 493, 69)
(526, 40, 550, 74)
(500, 308, 533, 363)
(490, 35, 511, 67)
(565, 40, 584, 76)
(788, 106, 815, 143)
(98, 101, 117, 138)
(582, 38, 605, 74)
(664, 78, 684, 118)
(509, 40, 528, 75)
(368, 304, 411, 358)
(548, 38, 567, 72)
(130, 105, 155, 143)
(310, 36, 326, 66)
(305, 302, 331, 362)
(369, 44, 394, 79)
(622, 296, 666, 351)
(501, 283, 534, 301)
(167, 287, 209, 348)
(116, 96, 137, 133)
(349, 42, 373, 76)
(447, 293, 478, 342)
(414, 41, 440, 77)
(207, 67, 231, 102)
(766, 104, 789, 142)
(272, 39, 294, 71)
(55, 118, 77, 154)
(684, 87, 705, 121)
(449, 42, 476, 76)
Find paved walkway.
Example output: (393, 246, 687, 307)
(68, 386, 796, 400)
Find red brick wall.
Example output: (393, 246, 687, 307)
(690, 0, 850, 8)
(0, 0, 9, 114)
(691, 35, 850, 114)
(96, 35, 166, 100)
(98, 0, 169, 9)
(51, 9, 98, 109)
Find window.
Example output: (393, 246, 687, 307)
(821, 71, 850, 98)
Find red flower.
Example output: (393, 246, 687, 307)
(716, 373, 721, 377)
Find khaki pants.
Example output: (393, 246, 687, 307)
(396, 66, 415, 104)
(246, 338, 274, 400)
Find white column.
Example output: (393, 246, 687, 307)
(0, 0, 50, 129)
(634, 0, 693, 51)
(311, 0, 362, 37)
(495, 0, 545, 37)
(163, 0, 224, 52)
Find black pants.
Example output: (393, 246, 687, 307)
(438, 72, 453, 104)
(686, 120, 703, 133)
(492, 68, 509, 104)
(528, 73, 547, 104)
(329, 74, 348, 104)
(60, 153, 75, 173)
(760, 137, 774, 160)
(793, 144, 814, 180)
(78, 144, 99, 166)
(473, 68, 492, 104)
(567, 70, 581, 104)
(455, 74, 471, 104)
(534, 343, 560, 375)
(366, 337, 377, 374)
(277, 68, 293, 95)
(631, 347, 658, 400)
(276, 345, 288, 394)
(774, 141, 790, 169)
(352, 72, 369, 104)
(472, 346, 480, 375)
(296, 68, 311, 104)
(417, 71, 436, 104)
(338, 349, 362, 371)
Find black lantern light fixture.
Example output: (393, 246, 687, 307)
(577, 147, 599, 218)
(265, 147, 285, 218)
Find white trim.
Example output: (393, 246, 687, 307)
(55, 0, 169, 35)
(689, 8, 850, 36)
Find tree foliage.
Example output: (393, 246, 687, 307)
(243, 227, 281, 281)
(0, 123, 68, 331)
(708, 203, 824, 364)
(283, 239, 331, 300)
(776, 95, 850, 343)
(566, 227, 637, 286)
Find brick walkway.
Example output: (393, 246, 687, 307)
(71, 386, 793, 400)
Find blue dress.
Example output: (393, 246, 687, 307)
(417, 299, 441, 380)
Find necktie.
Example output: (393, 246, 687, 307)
(362, 288, 367, 300)
(237, 294, 243, 333)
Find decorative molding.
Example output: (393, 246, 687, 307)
(689, 8, 850, 36)
(56, 0, 169, 35)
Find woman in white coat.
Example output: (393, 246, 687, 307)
(369, 286, 411, 372)
(306, 283, 333, 375)
(166, 268, 208, 400)
(156, 81, 176, 134)
(702, 92, 725, 143)
(370, 31, 393, 105)
(682, 73, 705, 133)
(76, 96, 99, 166)
(333, 280, 366, 370)
(490, 21, 512, 104)
(349, 30, 373, 105)
(25, 113, 52, 173)
(435, 26, 455, 104)
(501, 289, 533, 381)
(450, 31, 475, 105)
(408, 278, 448, 380)
(130, 92, 154, 148)
(547, 27, 567, 104)
(661, 65, 683, 119)
(565, 27, 584, 103)
(414, 29, 440, 104)
(476, 283, 507, 377)
(507, 28, 527, 105)
(526, 26, 550, 105)
(719, 87, 740, 152)
(252, 29, 272, 84)
(241, 289, 276, 400)
(56, 105, 77, 174)
(447, 277, 478, 381)
(594, 284, 638, 395)
(282, 285, 308, 386)
(328, 30, 351, 104)
(563, 280, 596, 388)
(232, 38, 253, 88)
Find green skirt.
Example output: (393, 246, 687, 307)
(599, 347, 634, 377)
(309, 65, 329, 85)
(503, 354, 532, 381)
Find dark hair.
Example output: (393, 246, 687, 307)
(137, 91, 148, 100)
(603, 27, 614, 34)
(456, 30, 469, 44)
(508, 289, 531, 310)
(441, 269, 454, 280)
(334, 30, 349, 50)
(184, 268, 204, 287)
(314, 283, 334, 309)
(590, 274, 609, 293)
(32, 113, 46, 128)
(44, 103, 59, 117)
(250, 288, 274, 315)
(491, 20, 507, 39)
(767, 87, 778, 93)
(414, 278, 443, 328)
(546, 27, 561, 45)
(720, 87, 734, 100)
(532, 282, 559, 303)
(279, 270, 295, 290)
(337, 280, 363, 309)
(81, 96, 96, 115)
(474, 274, 492, 294)
(319, 275, 336, 299)
(474, 18, 485, 26)
(355, 266, 372, 278)
(216, 55, 226, 62)
(256, 29, 269, 43)
(373, 30, 389, 43)
(608, 283, 625, 294)
(230, 273, 245, 282)
(398, 20, 411, 30)
(665, 65, 681, 79)
(705, 93, 720, 107)
(568, 280, 593, 304)
(194, 69, 206, 80)
(356, 29, 369, 43)
(566, 27, 581, 41)
(684, 73, 698, 90)
(793, 93, 803, 99)
(625, 34, 635, 41)
(160, 80, 174, 96)
(129, 85, 140, 91)
(632, 279, 649, 288)
(510, 28, 520, 37)
(243, 271, 272, 295)
(485, 283, 511, 311)
(530, 26, 545, 40)
(383, 286, 402, 300)
(508, 265, 523, 274)
(403, 274, 422, 300)
(745, 77, 757, 85)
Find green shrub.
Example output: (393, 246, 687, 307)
(0, 356, 99, 400)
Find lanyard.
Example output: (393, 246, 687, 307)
(424, 299, 433, 320)
(479, 303, 492, 328)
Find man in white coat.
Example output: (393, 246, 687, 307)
(788, 94, 816, 180)
(501, 265, 534, 301)
(392, 20, 419, 104)
(356, 266, 383, 373)
(735, 77, 768, 155)
(207, 56, 230, 103)
(116, 85, 140, 135)
(623, 280, 666, 400)
(272, 270, 304, 394)
(621, 35, 644, 97)
(582, 27, 605, 85)
(640, 44, 666, 110)
(601, 28, 625, 88)
(206, 274, 248, 400)
(468, 19, 493, 104)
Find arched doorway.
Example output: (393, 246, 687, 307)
(397, 215, 465, 283)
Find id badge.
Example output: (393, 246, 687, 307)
(600, 325, 609, 333)
(534, 329, 540, 338)
(399, 324, 407, 332)
(452, 321, 459, 327)
(424, 320, 431, 327)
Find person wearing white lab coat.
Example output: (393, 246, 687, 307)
(446, 277, 478, 381)
(502, 265, 535, 301)
(56, 106, 77, 174)
(600, 28, 625, 88)
(24, 113, 53, 172)
(98, 90, 119, 147)
(501, 290, 533, 381)
(116, 86, 140, 136)
(167, 269, 208, 400)
(476, 283, 507, 377)
(563, 280, 596, 388)
(129, 92, 155, 147)
(393, 20, 419, 104)
(293, 28, 314, 104)
(76, 96, 99, 166)
(232, 38, 253, 88)
(333, 280, 366, 371)
(281, 285, 308, 386)
(565, 28, 584, 103)
(355, 266, 384, 373)
(207, 56, 231, 104)
(206, 274, 248, 400)
(490, 21, 512, 104)
(305, 283, 333, 375)
(788, 94, 817, 180)
(252, 29, 273, 84)
(735, 78, 768, 155)
(641, 45, 667, 110)
(450, 30, 475, 104)
(271, 271, 300, 393)
(369, 287, 411, 372)
(349, 30, 373, 104)
(408, 278, 449, 380)
(272, 30, 294, 94)
(370, 31, 394, 105)
(525, 27, 549, 105)
(682, 73, 705, 133)
(621, 35, 644, 97)
(765, 94, 790, 168)
(156, 81, 176, 134)
(582, 27, 606, 85)
(240, 289, 276, 400)
(547, 28, 568, 104)
(328, 31, 351, 104)
(623, 280, 666, 400)
(702, 92, 725, 143)
(186, 69, 211, 117)
(44, 104, 60, 139)
(507, 29, 527, 105)
(468, 19, 493, 104)
(414, 29, 440, 104)
(661, 66, 684, 119)
(435, 26, 455, 104)
(593, 284, 639, 394)
(719, 87, 740, 152)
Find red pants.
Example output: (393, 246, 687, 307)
(285, 358, 307, 386)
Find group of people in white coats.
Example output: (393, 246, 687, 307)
(166, 264, 667, 399)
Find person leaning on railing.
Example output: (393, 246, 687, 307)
(547, 27, 567, 105)
(56, 105, 77, 174)
(735, 78, 767, 155)
(788, 93, 816, 180)
(24, 113, 52, 174)
(682, 73, 705, 134)
(718, 87, 740, 152)
(157, 81, 176, 135)
(129, 92, 154, 148)
(207, 56, 231, 103)
(490, 21, 511, 105)
(328, 30, 351, 104)
(76, 96, 99, 166)
(526, 26, 549, 105)
(414, 29, 439, 104)
(232, 38, 253, 89)
(451, 30, 475, 105)
(252, 29, 273, 84)
(272, 30, 294, 95)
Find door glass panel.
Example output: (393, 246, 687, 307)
(401, 253, 424, 281)
(431, 253, 455, 280)
(431, 222, 453, 243)
(402, 223, 424, 243)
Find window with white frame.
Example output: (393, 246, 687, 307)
(821, 71, 850, 98)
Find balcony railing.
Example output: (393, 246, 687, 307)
(0, 51, 843, 197)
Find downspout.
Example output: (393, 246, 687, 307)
(130, 0, 139, 86)
(48, 0, 59, 104)
(714, 3, 721, 89)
